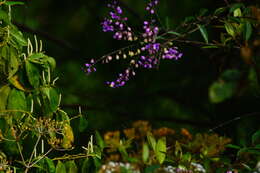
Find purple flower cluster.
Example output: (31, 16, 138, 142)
(101, 1, 134, 41)
(162, 47, 183, 60)
(106, 68, 135, 88)
(84, 0, 183, 88)
(145, 0, 159, 14)
(84, 59, 96, 75)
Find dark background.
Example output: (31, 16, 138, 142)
(12, 0, 260, 146)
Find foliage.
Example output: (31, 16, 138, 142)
(0, 0, 259, 173)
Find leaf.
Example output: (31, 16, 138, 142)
(209, 82, 236, 103)
(198, 24, 209, 44)
(233, 8, 242, 17)
(201, 45, 219, 49)
(95, 131, 105, 151)
(252, 130, 260, 145)
(62, 124, 74, 149)
(4, 1, 25, 6)
(8, 75, 27, 91)
(55, 161, 66, 173)
(144, 165, 160, 173)
(229, 3, 244, 13)
(225, 22, 236, 37)
(142, 142, 149, 163)
(65, 160, 78, 173)
(221, 69, 241, 81)
(167, 31, 181, 36)
(0, 85, 11, 110)
(79, 115, 88, 132)
(214, 7, 227, 15)
(41, 87, 60, 115)
(147, 132, 156, 151)
(0, 10, 10, 23)
(25, 61, 40, 88)
(226, 144, 241, 150)
(243, 21, 252, 41)
(7, 88, 27, 119)
(8, 47, 19, 78)
(10, 29, 27, 46)
(45, 157, 56, 173)
(155, 137, 166, 164)
(81, 158, 94, 173)
(28, 53, 56, 70)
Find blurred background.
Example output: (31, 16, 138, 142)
(12, 0, 259, 146)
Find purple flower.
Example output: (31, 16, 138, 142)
(162, 47, 183, 60)
(145, 0, 159, 14)
(106, 68, 135, 88)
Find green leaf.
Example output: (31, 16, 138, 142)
(81, 158, 94, 173)
(65, 160, 78, 173)
(229, 3, 244, 13)
(10, 29, 27, 46)
(155, 137, 166, 164)
(252, 130, 260, 145)
(233, 8, 242, 17)
(201, 45, 219, 49)
(144, 165, 160, 173)
(221, 69, 241, 81)
(225, 22, 236, 37)
(214, 7, 227, 15)
(95, 131, 105, 151)
(28, 53, 56, 70)
(198, 24, 209, 44)
(55, 161, 66, 173)
(7, 88, 27, 118)
(0, 10, 10, 23)
(226, 144, 241, 150)
(243, 21, 252, 41)
(41, 87, 60, 115)
(209, 82, 236, 103)
(167, 31, 181, 36)
(25, 61, 40, 88)
(147, 132, 156, 151)
(8, 47, 19, 78)
(142, 142, 149, 163)
(45, 157, 56, 173)
(0, 85, 11, 110)
(79, 115, 88, 132)
(4, 1, 25, 5)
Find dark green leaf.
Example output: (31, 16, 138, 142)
(10, 29, 27, 46)
(55, 161, 66, 173)
(226, 144, 241, 150)
(65, 160, 78, 173)
(199, 8, 208, 16)
(144, 165, 160, 173)
(252, 130, 260, 145)
(221, 69, 241, 81)
(201, 45, 219, 49)
(7, 88, 27, 118)
(198, 24, 209, 44)
(209, 82, 236, 103)
(95, 131, 105, 150)
(214, 7, 227, 15)
(167, 31, 181, 36)
(0, 10, 10, 23)
(243, 21, 252, 41)
(0, 85, 11, 110)
(79, 115, 88, 132)
(45, 157, 56, 173)
(147, 132, 156, 151)
(8, 47, 19, 78)
(155, 137, 166, 164)
(25, 61, 40, 88)
(229, 3, 244, 13)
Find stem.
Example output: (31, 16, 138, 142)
(28, 135, 41, 166)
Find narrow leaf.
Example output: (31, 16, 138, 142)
(0, 85, 11, 110)
(142, 142, 150, 163)
(147, 132, 156, 151)
(198, 24, 209, 43)
(155, 137, 166, 164)
(55, 161, 66, 173)
(244, 21, 252, 41)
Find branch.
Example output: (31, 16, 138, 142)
(13, 21, 79, 52)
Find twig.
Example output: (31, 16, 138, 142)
(16, 142, 26, 167)
(13, 21, 79, 52)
